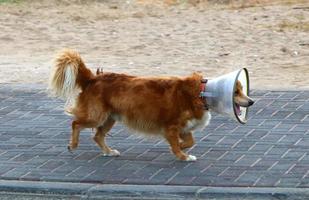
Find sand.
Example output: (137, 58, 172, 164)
(0, 0, 308, 90)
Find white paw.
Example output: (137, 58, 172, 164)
(185, 155, 197, 161)
(103, 149, 120, 157)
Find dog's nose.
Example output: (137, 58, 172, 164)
(248, 99, 254, 106)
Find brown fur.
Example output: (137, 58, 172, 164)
(49, 49, 207, 161)
(234, 80, 254, 107)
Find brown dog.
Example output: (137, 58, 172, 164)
(49, 49, 253, 161)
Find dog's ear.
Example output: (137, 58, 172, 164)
(96, 68, 103, 75)
(181, 72, 203, 96)
(193, 71, 203, 76)
(236, 80, 243, 90)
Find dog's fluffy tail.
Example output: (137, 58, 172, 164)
(49, 49, 94, 100)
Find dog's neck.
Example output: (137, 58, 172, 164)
(199, 79, 209, 110)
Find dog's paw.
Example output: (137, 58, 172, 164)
(185, 155, 197, 161)
(67, 144, 78, 152)
(110, 149, 120, 156)
(103, 149, 120, 157)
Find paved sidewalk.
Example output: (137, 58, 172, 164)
(0, 84, 308, 192)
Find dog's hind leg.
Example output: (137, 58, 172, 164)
(165, 127, 196, 161)
(93, 118, 120, 156)
(179, 132, 195, 150)
(68, 120, 98, 151)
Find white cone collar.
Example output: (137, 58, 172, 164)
(202, 68, 250, 124)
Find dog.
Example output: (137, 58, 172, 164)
(49, 49, 254, 161)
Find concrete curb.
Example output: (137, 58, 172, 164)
(0, 180, 308, 199)
(0, 180, 93, 195)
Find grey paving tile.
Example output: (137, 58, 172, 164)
(235, 170, 261, 186)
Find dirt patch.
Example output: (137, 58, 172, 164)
(0, 0, 308, 89)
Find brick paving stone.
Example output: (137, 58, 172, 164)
(191, 175, 216, 186)
(249, 143, 272, 152)
(131, 164, 162, 177)
(1, 168, 30, 180)
(217, 152, 243, 163)
(0, 84, 308, 188)
(216, 136, 240, 146)
(235, 170, 261, 186)
(0, 152, 20, 161)
(255, 175, 279, 187)
(246, 129, 268, 139)
(268, 100, 288, 108)
(74, 152, 100, 161)
(232, 141, 256, 151)
(218, 166, 246, 178)
(0, 166, 14, 176)
(51, 163, 80, 176)
(282, 151, 306, 161)
(280, 92, 301, 100)
(279, 134, 303, 145)
(260, 120, 282, 129)
(234, 155, 261, 167)
(276, 177, 302, 187)
(152, 153, 175, 163)
(291, 124, 309, 132)
(266, 146, 290, 156)
(11, 153, 35, 162)
(202, 165, 227, 177)
(147, 168, 178, 184)
(287, 112, 308, 121)
(297, 155, 309, 165)
(166, 172, 196, 185)
(38, 160, 65, 171)
(269, 161, 295, 174)
(252, 159, 277, 170)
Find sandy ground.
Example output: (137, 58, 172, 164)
(0, 0, 308, 90)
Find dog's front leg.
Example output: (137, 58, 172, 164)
(165, 127, 196, 161)
(179, 132, 195, 150)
